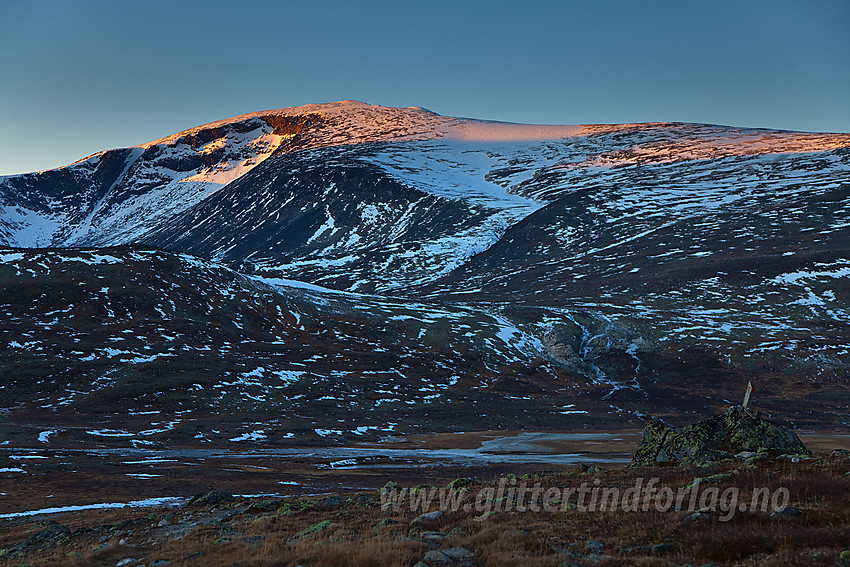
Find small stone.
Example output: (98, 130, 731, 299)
(149, 561, 172, 566)
(446, 478, 471, 491)
(287, 519, 331, 543)
(585, 540, 603, 551)
(397, 535, 436, 548)
(620, 546, 654, 556)
(778, 454, 810, 463)
(420, 531, 447, 541)
(316, 495, 346, 507)
(412, 510, 444, 525)
(354, 493, 374, 505)
(378, 481, 399, 496)
(277, 501, 310, 516)
(116, 560, 138, 567)
(683, 511, 710, 522)
(374, 518, 399, 528)
(16, 522, 72, 552)
(423, 547, 474, 564)
(770, 506, 800, 518)
(423, 549, 452, 563)
(241, 535, 266, 546)
(246, 499, 279, 514)
(444, 547, 475, 561)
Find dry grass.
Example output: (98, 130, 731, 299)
(2, 455, 849, 566)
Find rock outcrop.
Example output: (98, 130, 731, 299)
(631, 406, 809, 467)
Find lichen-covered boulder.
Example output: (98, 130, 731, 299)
(446, 477, 471, 491)
(186, 490, 237, 506)
(631, 406, 809, 467)
(724, 408, 808, 454)
(287, 519, 331, 543)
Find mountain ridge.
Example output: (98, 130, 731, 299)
(1, 101, 849, 440)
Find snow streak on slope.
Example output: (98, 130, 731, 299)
(0, 121, 288, 247)
(325, 139, 566, 289)
(0, 246, 617, 442)
(568, 123, 850, 168)
(60, 123, 288, 245)
(252, 139, 571, 291)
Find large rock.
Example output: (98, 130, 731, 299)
(631, 406, 809, 467)
(287, 520, 331, 544)
(412, 510, 444, 525)
(2, 522, 71, 558)
(186, 490, 237, 506)
(423, 547, 475, 565)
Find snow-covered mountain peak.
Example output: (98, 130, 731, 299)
(136, 101, 595, 159)
(1, 102, 849, 258)
(139, 101, 457, 153)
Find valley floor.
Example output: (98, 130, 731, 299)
(1, 433, 849, 566)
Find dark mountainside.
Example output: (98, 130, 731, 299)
(1, 101, 849, 448)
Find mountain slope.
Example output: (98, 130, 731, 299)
(0, 246, 620, 447)
(1, 102, 850, 439)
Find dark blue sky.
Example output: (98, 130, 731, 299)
(1, 0, 848, 174)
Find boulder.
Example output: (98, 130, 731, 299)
(631, 406, 809, 467)
(287, 520, 330, 543)
(423, 547, 475, 565)
(446, 478, 471, 491)
(373, 518, 399, 528)
(186, 490, 238, 506)
(377, 481, 399, 497)
(412, 510, 444, 525)
(2, 522, 71, 558)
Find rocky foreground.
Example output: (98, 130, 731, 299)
(1, 448, 848, 567)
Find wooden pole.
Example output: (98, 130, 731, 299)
(742, 381, 753, 410)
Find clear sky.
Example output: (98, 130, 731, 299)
(1, 0, 848, 175)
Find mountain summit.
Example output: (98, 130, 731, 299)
(1, 102, 847, 290)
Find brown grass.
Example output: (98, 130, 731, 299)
(2, 454, 849, 566)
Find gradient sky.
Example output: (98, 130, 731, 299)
(1, 0, 848, 175)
